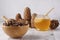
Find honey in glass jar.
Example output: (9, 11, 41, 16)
(34, 15, 50, 31)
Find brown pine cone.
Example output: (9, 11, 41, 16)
(24, 7, 31, 27)
(50, 19, 59, 30)
(16, 13, 22, 21)
(31, 13, 37, 28)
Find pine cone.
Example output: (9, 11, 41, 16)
(16, 13, 22, 21)
(24, 7, 31, 27)
(50, 19, 59, 30)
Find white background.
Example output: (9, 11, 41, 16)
(0, 0, 60, 21)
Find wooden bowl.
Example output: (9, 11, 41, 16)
(2, 25, 29, 38)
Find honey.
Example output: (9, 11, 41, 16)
(34, 16, 50, 31)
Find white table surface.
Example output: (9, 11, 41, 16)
(0, 22, 60, 40)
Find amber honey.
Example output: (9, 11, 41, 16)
(34, 16, 50, 31)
